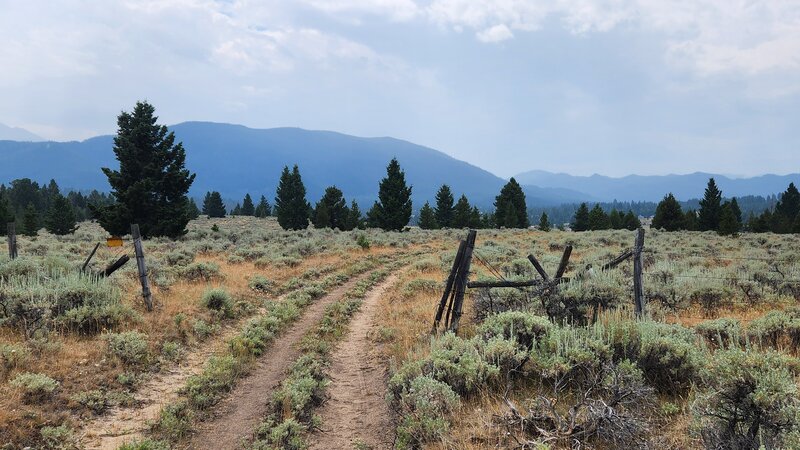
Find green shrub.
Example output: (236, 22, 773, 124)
(248, 275, 275, 294)
(477, 311, 552, 351)
(695, 317, 742, 348)
(0, 343, 29, 376)
(117, 439, 170, 450)
(270, 354, 329, 422)
(748, 310, 798, 348)
(192, 319, 216, 340)
(395, 376, 460, 449)
(71, 389, 109, 414)
(183, 355, 241, 410)
(161, 341, 185, 363)
(179, 262, 222, 281)
(154, 400, 193, 441)
(40, 424, 78, 449)
(253, 417, 306, 450)
(356, 234, 370, 249)
(201, 288, 234, 318)
(695, 349, 800, 449)
(10, 372, 59, 402)
(105, 331, 149, 366)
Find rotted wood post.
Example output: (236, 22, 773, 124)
(81, 242, 101, 273)
(449, 230, 477, 333)
(131, 224, 153, 311)
(633, 228, 645, 317)
(7, 223, 17, 259)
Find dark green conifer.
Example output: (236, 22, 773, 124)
(434, 185, 454, 229)
(718, 202, 740, 236)
(652, 193, 684, 231)
(588, 204, 610, 230)
(187, 198, 200, 220)
(202, 191, 226, 218)
(774, 183, 800, 233)
(572, 203, 590, 231)
(346, 200, 363, 230)
(451, 195, 472, 228)
(45, 194, 78, 235)
(22, 202, 38, 236)
(623, 210, 641, 230)
(275, 165, 310, 230)
(313, 186, 348, 230)
(371, 158, 412, 231)
(418, 202, 438, 230)
(539, 212, 551, 232)
(469, 206, 482, 229)
(241, 194, 255, 216)
(494, 178, 528, 228)
(255, 195, 271, 218)
(94, 101, 195, 238)
(698, 178, 722, 231)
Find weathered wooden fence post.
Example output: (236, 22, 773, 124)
(449, 229, 477, 333)
(432, 239, 467, 333)
(81, 242, 101, 273)
(7, 223, 17, 259)
(131, 224, 153, 311)
(633, 228, 645, 317)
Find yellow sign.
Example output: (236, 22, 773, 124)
(107, 236, 124, 247)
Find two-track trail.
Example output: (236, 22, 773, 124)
(188, 271, 390, 449)
(308, 274, 398, 450)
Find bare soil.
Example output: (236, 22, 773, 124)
(186, 273, 379, 449)
(308, 274, 398, 450)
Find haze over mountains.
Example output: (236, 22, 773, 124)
(0, 123, 43, 142)
(0, 121, 795, 207)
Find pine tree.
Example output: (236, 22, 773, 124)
(494, 178, 528, 228)
(729, 197, 742, 230)
(572, 203, 590, 231)
(255, 195, 271, 218)
(539, 212, 551, 232)
(652, 193, 684, 231)
(469, 206, 483, 229)
(231, 203, 242, 216)
(588, 204, 610, 230)
(366, 202, 381, 228)
(372, 158, 412, 231)
(202, 191, 226, 218)
(313, 186, 348, 230)
(698, 178, 722, 231)
(0, 193, 10, 236)
(434, 185, 454, 229)
(608, 209, 623, 230)
(94, 101, 195, 238)
(418, 202, 438, 230)
(774, 183, 800, 233)
(718, 202, 739, 236)
(346, 200, 362, 230)
(623, 210, 641, 230)
(683, 209, 698, 231)
(451, 195, 472, 228)
(45, 194, 78, 235)
(22, 202, 38, 236)
(187, 198, 200, 220)
(275, 165, 310, 230)
(241, 194, 255, 216)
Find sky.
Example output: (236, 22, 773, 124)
(1, 0, 798, 178)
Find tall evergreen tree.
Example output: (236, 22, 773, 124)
(652, 193, 684, 231)
(729, 197, 742, 230)
(241, 194, 256, 216)
(588, 204, 610, 230)
(231, 203, 242, 216)
(434, 184, 454, 228)
(45, 194, 78, 235)
(623, 210, 641, 230)
(0, 194, 10, 236)
(255, 195, 271, 218)
(683, 209, 699, 231)
(451, 195, 472, 228)
(187, 198, 200, 220)
(572, 203, 590, 231)
(539, 211, 551, 232)
(698, 178, 723, 231)
(22, 202, 38, 236)
(494, 178, 528, 228)
(372, 158, 412, 231)
(275, 165, 310, 230)
(418, 202, 438, 230)
(94, 101, 195, 238)
(346, 200, 362, 230)
(774, 183, 800, 233)
(202, 191, 226, 218)
(313, 186, 348, 230)
(718, 202, 740, 236)
(608, 209, 624, 230)
(469, 206, 483, 229)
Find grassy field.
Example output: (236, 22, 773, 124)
(1, 220, 799, 449)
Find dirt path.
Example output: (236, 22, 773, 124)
(186, 272, 383, 449)
(81, 319, 250, 450)
(308, 274, 398, 450)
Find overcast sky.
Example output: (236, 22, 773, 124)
(1, 0, 798, 177)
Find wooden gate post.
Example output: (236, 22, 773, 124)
(633, 228, 645, 317)
(7, 223, 17, 259)
(449, 230, 477, 333)
(131, 224, 153, 311)
(432, 239, 467, 333)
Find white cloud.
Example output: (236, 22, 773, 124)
(476, 24, 513, 42)
(301, 0, 420, 21)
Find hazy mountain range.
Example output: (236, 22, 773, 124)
(0, 121, 796, 207)
(0, 122, 43, 142)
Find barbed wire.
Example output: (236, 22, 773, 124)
(644, 272, 800, 284)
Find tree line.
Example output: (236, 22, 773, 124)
(646, 178, 800, 235)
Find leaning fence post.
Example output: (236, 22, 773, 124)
(449, 230, 477, 334)
(633, 228, 645, 317)
(7, 223, 17, 259)
(433, 239, 467, 333)
(131, 224, 153, 311)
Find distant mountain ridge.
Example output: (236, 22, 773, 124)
(0, 121, 590, 208)
(514, 170, 799, 202)
(0, 123, 43, 142)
